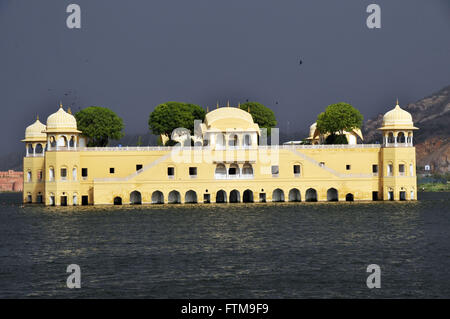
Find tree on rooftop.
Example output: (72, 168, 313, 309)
(148, 102, 205, 145)
(75, 106, 124, 147)
(239, 102, 277, 135)
(316, 102, 363, 144)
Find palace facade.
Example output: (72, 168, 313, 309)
(22, 102, 418, 206)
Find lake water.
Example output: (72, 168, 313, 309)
(0, 192, 449, 298)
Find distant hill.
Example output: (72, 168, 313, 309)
(363, 85, 450, 173)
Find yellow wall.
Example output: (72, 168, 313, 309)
(23, 145, 417, 205)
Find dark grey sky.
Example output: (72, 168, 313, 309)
(1, 0, 449, 152)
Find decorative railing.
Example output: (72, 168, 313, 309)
(46, 144, 382, 152)
(214, 174, 254, 180)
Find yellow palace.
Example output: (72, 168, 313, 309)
(22, 102, 418, 206)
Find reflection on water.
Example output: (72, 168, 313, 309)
(0, 192, 449, 298)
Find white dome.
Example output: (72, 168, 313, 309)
(46, 105, 79, 132)
(380, 102, 418, 130)
(382, 104, 413, 126)
(24, 118, 46, 140)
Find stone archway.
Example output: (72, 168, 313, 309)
(130, 191, 141, 205)
(151, 191, 164, 204)
(272, 189, 285, 202)
(288, 188, 301, 202)
(168, 191, 181, 204)
(230, 190, 240, 203)
(327, 188, 338, 201)
(216, 190, 227, 203)
(345, 193, 354, 202)
(243, 189, 253, 203)
(305, 188, 317, 202)
(114, 196, 122, 205)
(185, 190, 198, 204)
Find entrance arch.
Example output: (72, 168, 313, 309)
(151, 191, 164, 204)
(345, 193, 354, 202)
(114, 197, 122, 205)
(230, 190, 240, 203)
(305, 188, 317, 202)
(288, 188, 301, 202)
(243, 189, 253, 203)
(216, 190, 227, 203)
(168, 191, 181, 204)
(185, 190, 198, 204)
(130, 191, 142, 205)
(272, 189, 285, 202)
(327, 188, 338, 201)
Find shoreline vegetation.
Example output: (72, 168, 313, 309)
(417, 182, 450, 192)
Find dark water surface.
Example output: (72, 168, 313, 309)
(0, 192, 449, 298)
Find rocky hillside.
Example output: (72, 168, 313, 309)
(363, 85, 450, 173)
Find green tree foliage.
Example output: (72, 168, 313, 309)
(148, 102, 206, 136)
(239, 102, 277, 135)
(75, 106, 124, 147)
(316, 103, 363, 142)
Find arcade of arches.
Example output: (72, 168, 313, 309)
(107, 187, 379, 205)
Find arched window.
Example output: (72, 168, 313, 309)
(215, 164, 227, 178)
(113, 196, 122, 205)
(130, 191, 142, 205)
(72, 167, 77, 181)
(398, 132, 405, 143)
(27, 144, 34, 155)
(151, 191, 164, 204)
(69, 136, 76, 148)
(387, 132, 395, 144)
(305, 188, 317, 202)
(327, 188, 338, 201)
(228, 134, 239, 146)
(73, 194, 79, 206)
(57, 136, 67, 147)
(35, 144, 43, 154)
(387, 163, 393, 176)
(49, 167, 55, 181)
(242, 163, 253, 176)
(407, 132, 413, 145)
(50, 136, 56, 148)
(288, 189, 301, 202)
(168, 191, 181, 204)
(27, 170, 32, 182)
(216, 133, 225, 149)
(229, 190, 240, 203)
(185, 190, 198, 204)
(243, 135, 252, 147)
(243, 190, 253, 203)
(272, 189, 285, 202)
(216, 190, 227, 203)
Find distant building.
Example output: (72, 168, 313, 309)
(0, 170, 23, 192)
(424, 165, 431, 171)
(22, 101, 418, 205)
